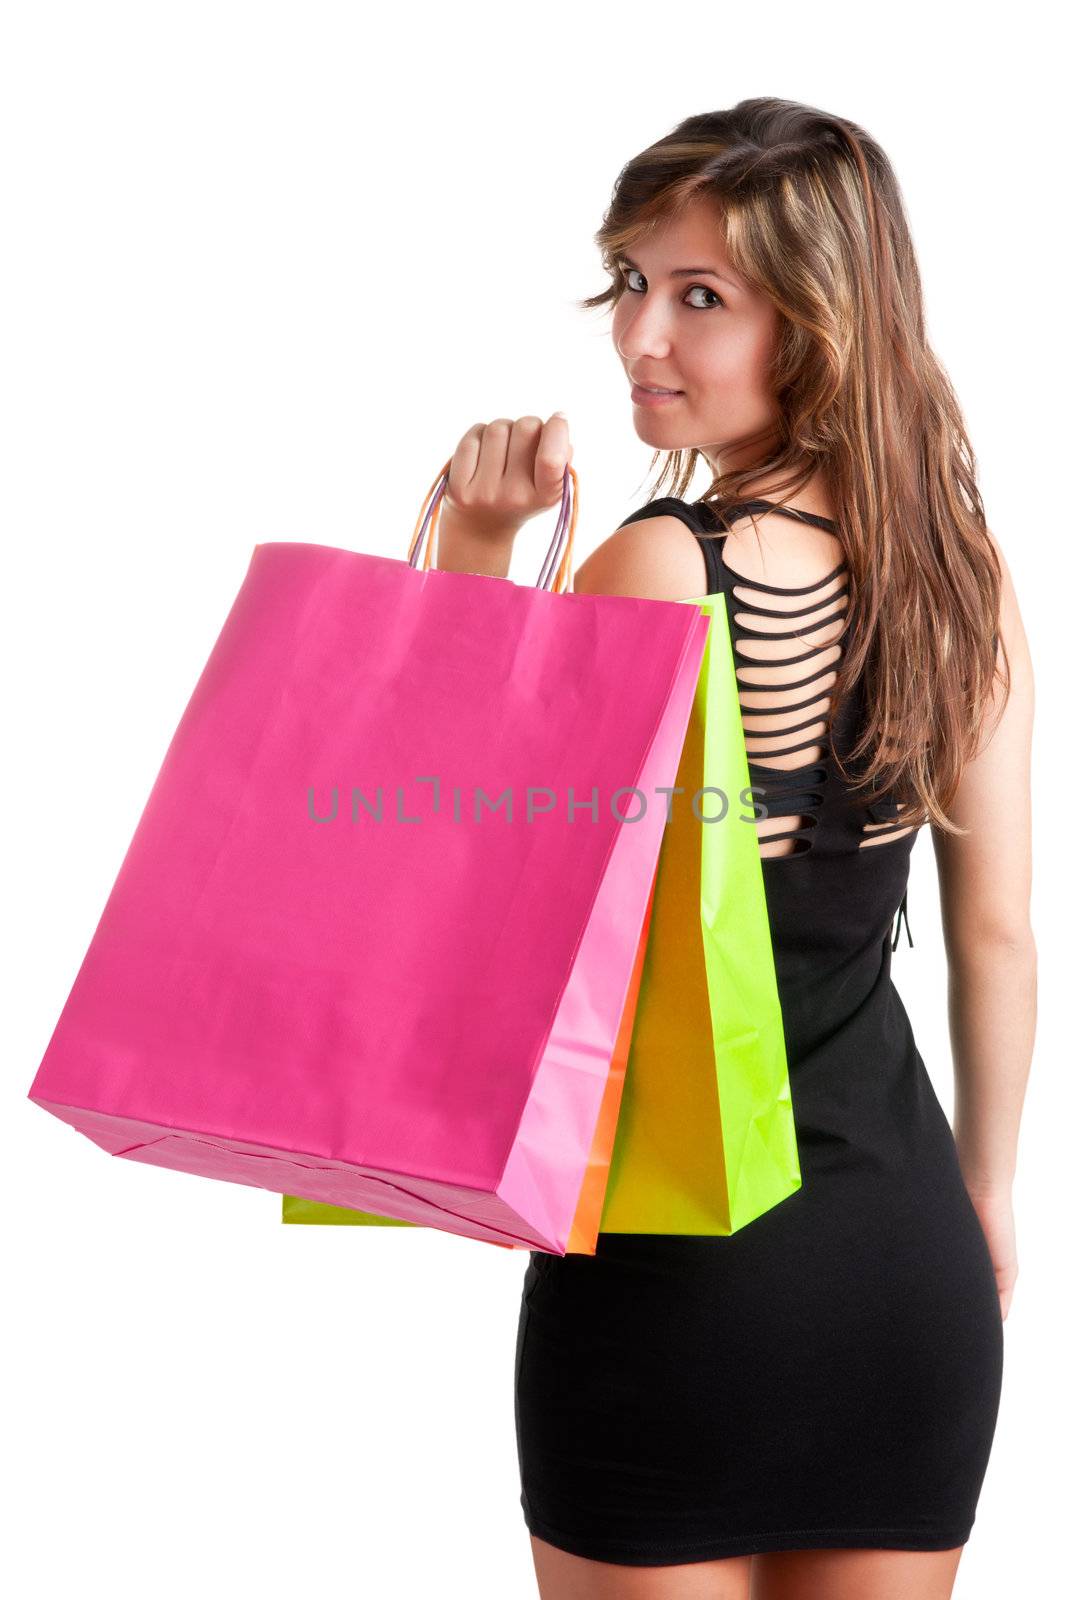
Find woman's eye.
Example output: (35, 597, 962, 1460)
(620, 267, 722, 310)
(683, 284, 723, 309)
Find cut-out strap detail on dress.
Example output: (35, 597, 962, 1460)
(728, 562, 849, 860)
(721, 560, 849, 595)
(615, 496, 923, 865)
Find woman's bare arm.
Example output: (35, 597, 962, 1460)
(930, 534, 1037, 1205)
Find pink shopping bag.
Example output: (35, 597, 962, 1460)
(28, 461, 710, 1253)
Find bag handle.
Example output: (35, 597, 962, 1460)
(407, 458, 579, 593)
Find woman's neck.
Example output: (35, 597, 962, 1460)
(725, 475, 837, 524)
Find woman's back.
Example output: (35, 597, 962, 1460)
(514, 493, 1005, 1564)
(622, 495, 916, 982)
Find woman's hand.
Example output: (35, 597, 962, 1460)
(435, 414, 573, 577)
(967, 1187, 1019, 1320)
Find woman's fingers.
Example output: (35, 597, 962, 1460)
(448, 415, 572, 525)
(533, 412, 572, 500)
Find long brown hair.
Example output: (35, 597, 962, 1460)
(578, 98, 1005, 834)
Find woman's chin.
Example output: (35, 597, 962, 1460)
(632, 415, 702, 450)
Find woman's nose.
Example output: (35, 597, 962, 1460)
(616, 299, 674, 360)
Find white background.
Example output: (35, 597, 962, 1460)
(3, 3, 1060, 1596)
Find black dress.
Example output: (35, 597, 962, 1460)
(513, 496, 1004, 1564)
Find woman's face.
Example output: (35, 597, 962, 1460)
(611, 197, 782, 470)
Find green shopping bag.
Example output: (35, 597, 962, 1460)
(281, 590, 799, 1234)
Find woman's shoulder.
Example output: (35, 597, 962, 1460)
(571, 497, 714, 601)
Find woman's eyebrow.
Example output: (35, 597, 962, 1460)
(617, 252, 739, 291)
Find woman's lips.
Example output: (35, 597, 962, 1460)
(631, 383, 683, 407)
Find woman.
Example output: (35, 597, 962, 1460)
(438, 99, 1035, 1600)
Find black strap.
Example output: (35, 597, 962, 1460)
(619, 495, 840, 534)
(618, 497, 705, 532)
(891, 888, 914, 951)
(712, 497, 839, 532)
